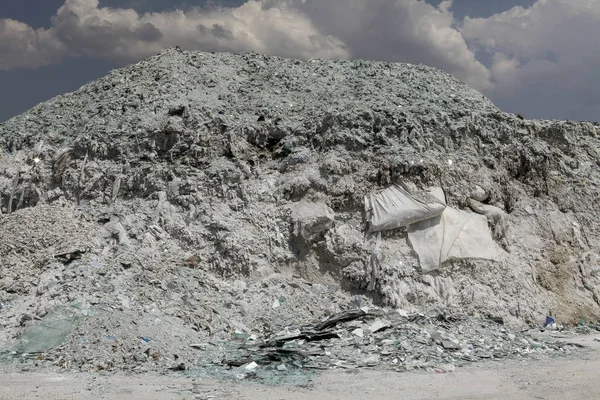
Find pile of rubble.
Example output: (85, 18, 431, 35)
(1, 48, 600, 376)
(217, 307, 586, 379)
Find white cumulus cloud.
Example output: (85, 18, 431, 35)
(0, 0, 349, 70)
(462, 0, 600, 119)
(0, 19, 67, 70)
(297, 0, 493, 91)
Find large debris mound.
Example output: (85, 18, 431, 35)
(1, 49, 600, 373)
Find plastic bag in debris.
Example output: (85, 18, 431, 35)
(364, 184, 446, 232)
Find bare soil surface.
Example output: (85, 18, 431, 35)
(1, 335, 599, 400)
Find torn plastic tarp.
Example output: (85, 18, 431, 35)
(407, 206, 500, 273)
(364, 184, 446, 232)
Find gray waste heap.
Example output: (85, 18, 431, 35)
(1, 49, 600, 374)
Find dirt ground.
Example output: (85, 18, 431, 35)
(1, 335, 599, 400)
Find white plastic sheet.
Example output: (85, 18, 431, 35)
(407, 207, 500, 273)
(364, 185, 446, 232)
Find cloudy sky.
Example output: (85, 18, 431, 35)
(1, 0, 599, 122)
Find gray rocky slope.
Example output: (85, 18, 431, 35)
(0, 49, 599, 373)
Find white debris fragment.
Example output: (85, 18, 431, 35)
(352, 328, 364, 338)
(277, 363, 287, 371)
(245, 362, 258, 371)
(369, 319, 391, 333)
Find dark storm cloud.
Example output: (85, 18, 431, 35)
(197, 23, 234, 39)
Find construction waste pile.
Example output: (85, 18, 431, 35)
(1, 49, 599, 378)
